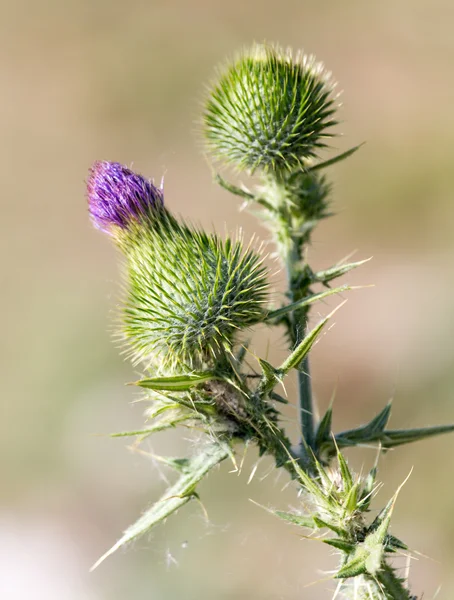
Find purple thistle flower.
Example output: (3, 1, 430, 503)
(87, 161, 164, 233)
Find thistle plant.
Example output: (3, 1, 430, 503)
(87, 44, 454, 598)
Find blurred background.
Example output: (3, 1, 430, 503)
(2, 0, 454, 598)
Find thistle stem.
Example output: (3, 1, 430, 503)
(298, 359, 315, 447)
(285, 252, 316, 453)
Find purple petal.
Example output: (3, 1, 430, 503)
(87, 161, 164, 232)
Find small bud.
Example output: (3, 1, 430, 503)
(122, 215, 269, 370)
(87, 161, 163, 233)
(203, 44, 338, 173)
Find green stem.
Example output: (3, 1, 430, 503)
(285, 249, 316, 452)
(298, 359, 314, 448)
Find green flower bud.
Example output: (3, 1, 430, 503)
(120, 214, 269, 370)
(203, 44, 338, 173)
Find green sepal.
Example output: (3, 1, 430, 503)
(90, 443, 229, 571)
(133, 372, 219, 391)
(314, 257, 371, 285)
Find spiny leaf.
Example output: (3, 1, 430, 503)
(324, 538, 355, 552)
(313, 516, 346, 537)
(378, 424, 454, 448)
(151, 456, 193, 474)
(358, 466, 377, 510)
(109, 416, 192, 438)
(314, 257, 371, 285)
(90, 443, 229, 570)
(315, 405, 333, 449)
(133, 373, 219, 391)
(266, 285, 354, 322)
(307, 143, 364, 172)
(335, 548, 369, 579)
(328, 420, 454, 454)
(273, 510, 317, 529)
(269, 391, 289, 404)
(321, 403, 393, 454)
(256, 358, 281, 397)
(278, 301, 346, 376)
(344, 482, 360, 515)
(334, 441, 353, 493)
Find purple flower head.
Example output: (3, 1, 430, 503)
(87, 161, 164, 233)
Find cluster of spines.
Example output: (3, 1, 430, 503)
(203, 44, 338, 173)
(120, 213, 269, 370)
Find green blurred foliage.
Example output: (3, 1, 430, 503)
(1, 0, 454, 598)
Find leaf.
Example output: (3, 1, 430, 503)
(344, 482, 360, 514)
(321, 403, 393, 455)
(307, 143, 364, 173)
(315, 406, 333, 448)
(109, 416, 193, 439)
(324, 538, 355, 552)
(385, 534, 408, 552)
(250, 501, 317, 530)
(358, 466, 377, 510)
(133, 372, 219, 391)
(273, 510, 317, 529)
(269, 391, 289, 404)
(278, 301, 346, 376)
(151, 456, 193, 474)
(90, 443, 229, 570)
(313, 516, 346, 537)
(214, 173, 256, 201)
(335, 549, 369, 579)
(314, 257, 371, 285)
(335, 444, 353, 493)
(324, 416, 454, 455)
(266, 285, 352, 322)
(256, 358, 281, 398)
(378, 424, 454, 448)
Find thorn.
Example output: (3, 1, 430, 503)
(247, 461, 259, 485)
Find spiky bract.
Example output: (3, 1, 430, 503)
(203, 44, 338, 173)
(87, 161, 163, 233)
(120, 214, 269, 370)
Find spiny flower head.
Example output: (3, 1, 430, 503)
(203, 44, 338, 173)
(87, 161, 164, 233)
(121, 214, 269, 370)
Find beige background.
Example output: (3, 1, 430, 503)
(2, 0, 454, 598)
